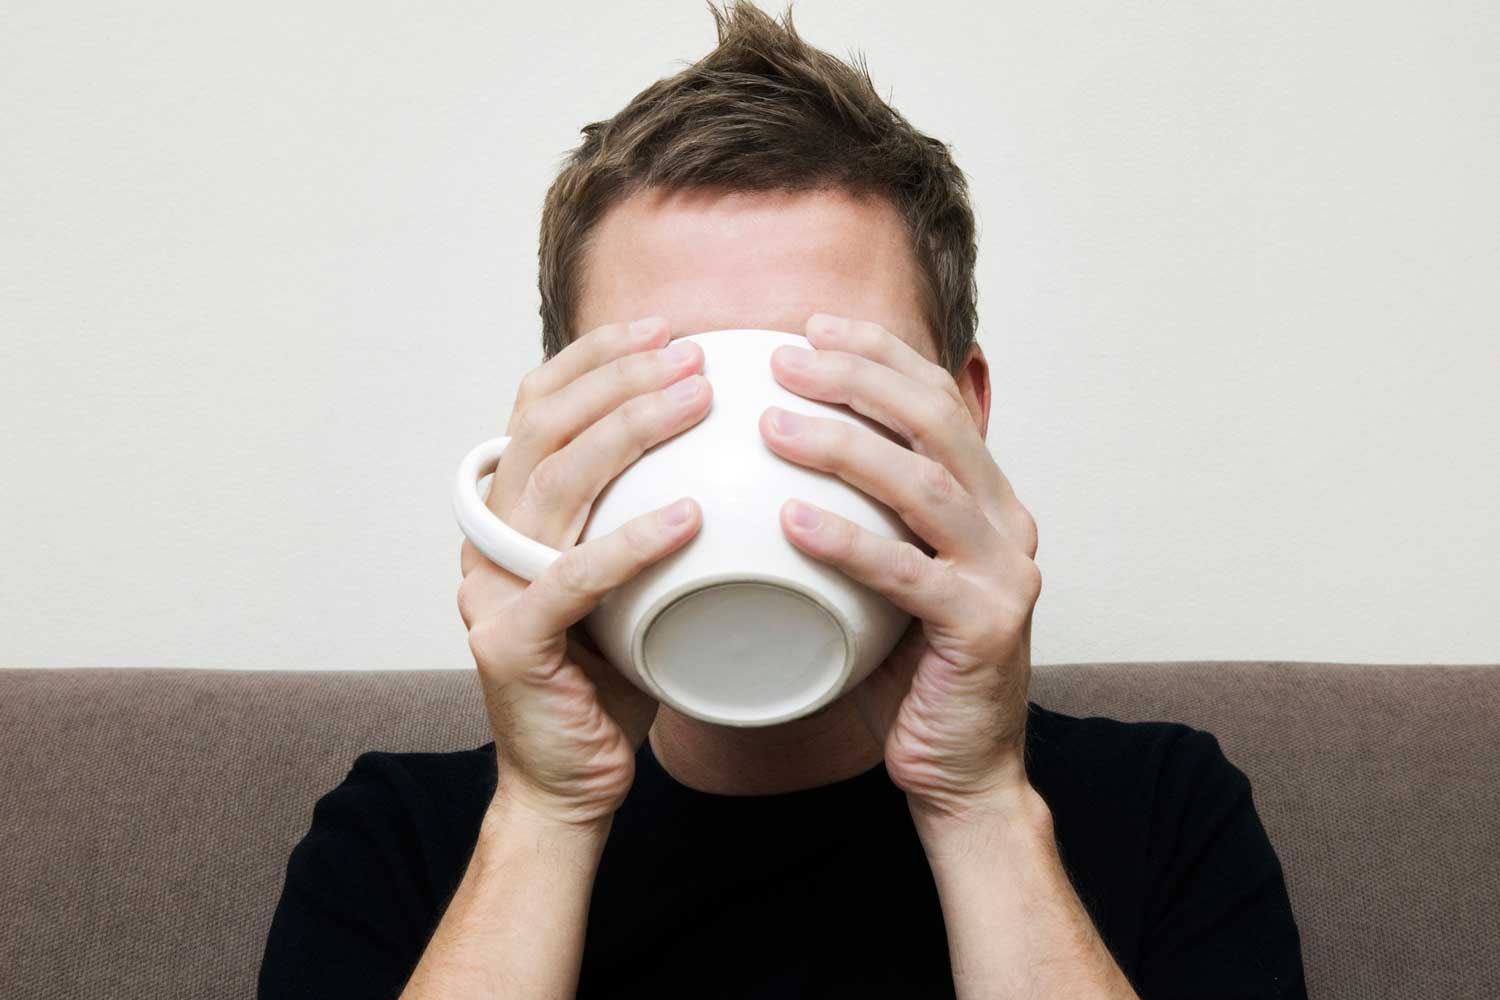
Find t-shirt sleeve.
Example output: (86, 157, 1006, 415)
(1132, 727, 1308, 999)
(257, 751, 464, 999)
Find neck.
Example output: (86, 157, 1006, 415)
(647, 696, 884, 796)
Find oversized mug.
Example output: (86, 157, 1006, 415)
(452, 327, 920, 727)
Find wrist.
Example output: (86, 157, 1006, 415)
(480, 790, 614, 861)
(911, 779, 1054, 870)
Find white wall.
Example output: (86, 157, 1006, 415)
(3, 0, 1496, 670)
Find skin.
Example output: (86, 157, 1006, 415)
(417, 185, 1140, 998)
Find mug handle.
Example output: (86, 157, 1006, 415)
(452, 437, 563, 582)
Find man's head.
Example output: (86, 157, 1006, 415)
(538, 1, 983, 381)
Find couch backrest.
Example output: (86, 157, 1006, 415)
(2, 662, 1496, 999)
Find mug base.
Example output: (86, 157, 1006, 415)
(638, 579, 850, 726)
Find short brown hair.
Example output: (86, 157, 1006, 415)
(537, 1, 979, 374)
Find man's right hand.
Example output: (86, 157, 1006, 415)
(456, 315, 709, 829)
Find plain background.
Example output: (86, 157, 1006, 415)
(2, 0, 1495, 670)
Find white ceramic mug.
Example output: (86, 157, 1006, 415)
(453, 327, 919, 727)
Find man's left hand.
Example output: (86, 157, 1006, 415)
(760, 312, 1043, 830)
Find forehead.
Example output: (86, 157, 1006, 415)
(574, 185, 934, 360)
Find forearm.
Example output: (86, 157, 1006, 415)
(915, 786, 1140, 1000)
(399, 793, 609, 999)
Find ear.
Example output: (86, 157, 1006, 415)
(952, 342, 991, 440)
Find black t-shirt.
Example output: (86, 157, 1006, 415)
(258, 701, 1306, 998)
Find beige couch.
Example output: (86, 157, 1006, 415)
(2, 661, 1496, 998)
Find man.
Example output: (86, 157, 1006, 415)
(259, 3, 1306, 997)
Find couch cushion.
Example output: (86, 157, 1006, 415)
(0, 661, 1495, 999)
(1034, 660, 1500, 1000)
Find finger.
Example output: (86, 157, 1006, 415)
(507, 370, 711, 548)
(770, 337, 985, 493)
(777, 497, 1050, 653)
(778, 499, 962, 626)
(505, 497, 702, 651)
(459, 347, 708, 580)
(513, 315, 670, 410)
(456, 545, 535, 626)
(759, 407, 1003, 562)
(495, 336, 704, 513)
(778, 322, 1035, 551)
(463, 318, 674, 580)
(805, 313, 963, 403)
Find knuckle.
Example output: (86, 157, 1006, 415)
(618, 392, 660, 448)
(611, 318, 639, 342)
(551, 546, 597, 600)
(467, 616, 500, 672)
(620, 347, 659, 381)
(1020, 558, 1043, 603)
(456, 574, 480, 624)
(527, 453, 567, 502)
(890, 540, 928, 588)
(917, 456, 957, 504)
(912, 393, 962, 451)
(1003, 597, 1034, 636)
(509, 403, 543, 442)
(824, 418, 854, 456)
(845, 320, 878, 351)
(944, 389, 969, 425)
(515, 368, 545, 407)
(821, 515, 856, 560)
(825, 350, 852, 381)
(619, 514, 663, 563)
(906, 395, 953, 451)
(988, 561, 1041, 637)
(814, 420, 853, 474)
(1013, 507, 1039, 558)
(929, 397, 964, 445)
(468, 614, 529, 683)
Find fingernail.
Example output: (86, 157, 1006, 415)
(778, 345, 812, 368)
(630, 316, 665, 338)
(771, 407, 804, 434)
(663, 339, 694, 364)
(789, 500, 821, 529)
(661, 497, 692, 525)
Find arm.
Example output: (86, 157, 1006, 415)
(917, 729, 1307, 1000)
(763, 317, 1305, 999)
(399, 794, 610, 999)
(914, 785, 1139, 1000)
(268, 318, 706, 996)
(436, 317, 706, 993)
(758, 312, 1128, 998)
